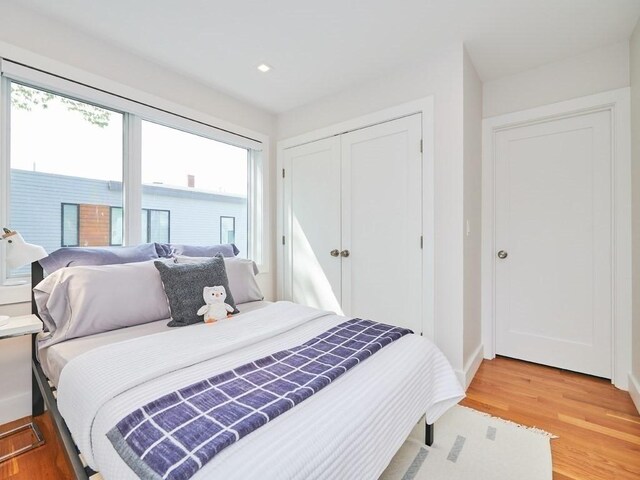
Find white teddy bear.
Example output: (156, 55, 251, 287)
(197, 286, 234, 323)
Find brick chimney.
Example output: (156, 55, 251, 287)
(187, 174, 195, 188)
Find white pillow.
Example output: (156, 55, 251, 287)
(173, 255, 263, 305)
(34, 260, 172, 348)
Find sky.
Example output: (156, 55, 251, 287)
(10, 85, 249, 196)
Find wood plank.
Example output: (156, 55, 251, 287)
(0, 413, 73, 480)
(557, 413, 640, 446)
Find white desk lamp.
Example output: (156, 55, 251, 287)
(3, 228, 48, 270)
(0, 228, 48, 326)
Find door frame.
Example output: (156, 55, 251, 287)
(277, 96, 435, 338)
(481, 88, 631, 389)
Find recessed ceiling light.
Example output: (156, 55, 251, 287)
(257, 64, 271, 73)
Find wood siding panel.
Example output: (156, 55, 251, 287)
(78, 204, 110, 246)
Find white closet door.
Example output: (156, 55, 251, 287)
(284, 137, 342, 313)
(341, 114, 423, 332)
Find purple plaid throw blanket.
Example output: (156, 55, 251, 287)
(107, 318, 412, 480)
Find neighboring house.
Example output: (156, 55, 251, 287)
(10, 169, 248, 259)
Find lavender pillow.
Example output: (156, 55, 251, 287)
(169, 243, 239, 257)
(174, 255, 263, 304)
(39, 243, 159, 274)
(34, 260, 171, 348)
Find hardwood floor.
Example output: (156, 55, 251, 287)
(461, 356, 640, 479)
(1, 356, 638, 479)
(0, 413, 73, 479)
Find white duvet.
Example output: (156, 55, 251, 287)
(57, 302, 464, 479)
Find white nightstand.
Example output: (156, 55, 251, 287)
(0, 314, 42, 338)
(0, 314, 45, 463)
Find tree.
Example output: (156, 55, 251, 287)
(11, 83, 111, 128)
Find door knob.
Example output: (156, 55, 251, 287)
(330, 249, 340, 257)
(497, 250, 508, 259)
(340, 250, 350, 258)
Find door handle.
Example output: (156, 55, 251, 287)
(497, 250, 508, 259)
(340, 250, 350, 258)
(330, 249, 340, 257)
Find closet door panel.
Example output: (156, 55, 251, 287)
(284, 137, 342, 312)
(341, 114, 422, 332)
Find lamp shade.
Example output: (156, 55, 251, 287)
(3, 230, 47, 270)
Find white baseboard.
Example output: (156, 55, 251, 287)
(629, 372, 640, 415)
(460, 344, 484, 391)
(0, 391, 31, 426)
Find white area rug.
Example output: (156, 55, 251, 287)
(381, 405, 555, 480)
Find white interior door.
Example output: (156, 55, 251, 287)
(495, 110, 612, 378)
(284, 137, 342, 312)
(341, 114, 423, 333)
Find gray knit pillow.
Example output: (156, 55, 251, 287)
(154, 256, 239, 327)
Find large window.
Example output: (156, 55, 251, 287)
(141, 121, 248, 256)
(9, 83, 123, 276)
(1, 61, 265, 285)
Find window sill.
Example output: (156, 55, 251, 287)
(0, 283, 31, 306)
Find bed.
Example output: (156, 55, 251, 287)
(29, 246, 464, 480)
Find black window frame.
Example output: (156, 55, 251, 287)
(110, 206, 124, 246)
(220, 215, 236, 244)
(142, 208, 171, 243)
(60, 202, 80, 247)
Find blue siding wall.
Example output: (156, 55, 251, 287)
(9, 170, 248, 258)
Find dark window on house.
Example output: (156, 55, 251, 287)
(220, 216, 235, 244)
(145, 209, 170, 243)
(110, 207, 170, 244)
(61, 203, 79, 247)
(110, 206, 123, 246)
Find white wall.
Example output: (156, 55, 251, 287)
(0, 302, 31, 425)
(462, 48, 483, 385)
(0, 2, 277, 423)
(630, 19, 640, 411)
(483, 41, 630, 118)
(278, 44, 472, 381)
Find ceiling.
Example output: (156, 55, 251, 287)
(12, 0, 640, 114)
